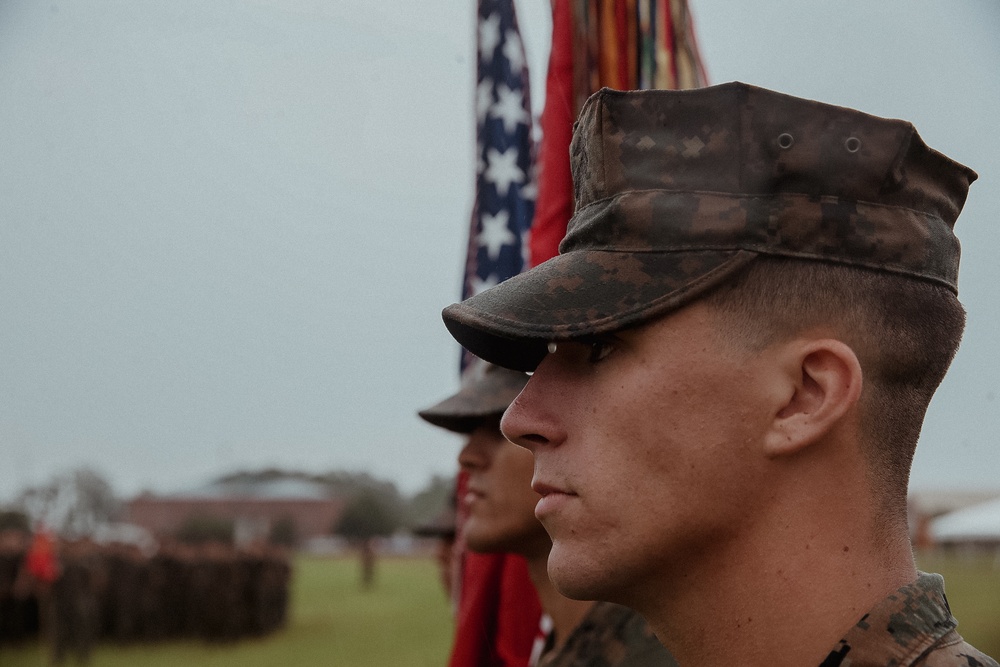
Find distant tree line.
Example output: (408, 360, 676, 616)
(3, 467, 454, 547)
(12, 468, 121, 538)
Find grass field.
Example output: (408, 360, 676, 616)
(915, 551, 1000, 658)
(2, 552, 996, 666)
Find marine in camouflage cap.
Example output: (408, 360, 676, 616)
(440, 83, 993, 667)
(417, 358, 528, 610)
(443, 82, 976, 371)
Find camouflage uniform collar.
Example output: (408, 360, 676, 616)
(820, 572, 972, 667)
(537, 601, 676, 667)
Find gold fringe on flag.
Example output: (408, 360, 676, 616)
(569, 0, 707, 116)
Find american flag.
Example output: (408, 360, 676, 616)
(449, 6, 543, 667)
(461, 0, 535, 369)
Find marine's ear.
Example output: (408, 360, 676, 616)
(763, 339, 863, 458)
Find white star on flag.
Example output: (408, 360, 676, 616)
(484, 146, 525, 196)
(476, 78, 494, 122)
(470, 273, 499, 296)
(491, 84, 529, 134)
(460, 0, 535, 369)
(478, 13, 501, 60)
(478, 210, 516, 260)
(520, 180, 537, 201)
(502, 29, 525, 72)
(520, 228, 532, 265)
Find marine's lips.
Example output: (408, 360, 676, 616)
(532, 479, 576, 518)
(531, 480, 570, 497)
(462, 483, 487, 509)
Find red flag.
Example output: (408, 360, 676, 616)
(448, 550, 541, 667)
(449, 471, 541, 667)
(529, 0, 576, 267)
(530, 0, 708, 268)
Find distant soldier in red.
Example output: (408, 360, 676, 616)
(22, 526, 59, 655)
(25, 526, 59, 586)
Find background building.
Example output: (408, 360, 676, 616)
(127, 477, 345, 546)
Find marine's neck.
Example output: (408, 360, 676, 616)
(631, 476, 917, 667)
(525, 549, 594, 653)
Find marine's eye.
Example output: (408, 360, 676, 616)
(585, 337, 616, 363)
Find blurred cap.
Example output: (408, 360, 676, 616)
(418, 358, 529, 433)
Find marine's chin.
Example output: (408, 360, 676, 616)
(464, 522, 524, 555)
(464, 530, 507, 554)
(546, 542, 619, 603)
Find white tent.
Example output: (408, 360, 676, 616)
(931, 496, 1000, 544)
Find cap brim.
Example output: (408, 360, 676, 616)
(417, 403, 503, 434)
(418, 365, 529, 433)
(443, 248, 757, 371)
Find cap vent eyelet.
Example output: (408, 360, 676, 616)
(777, 133, 794, 149)
(845, 136, 861, 153)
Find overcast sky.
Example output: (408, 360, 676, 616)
(1, 0, 997, 501)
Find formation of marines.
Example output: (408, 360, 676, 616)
(0, 530, 40, 646)
(0, 530, 290, 662)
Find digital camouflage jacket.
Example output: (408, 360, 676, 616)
(821, 572, 997, 667)
(537, 601, 677, 667)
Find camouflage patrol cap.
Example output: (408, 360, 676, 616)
(443, 82, 977, 371)
(418, 359, 528, 434)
